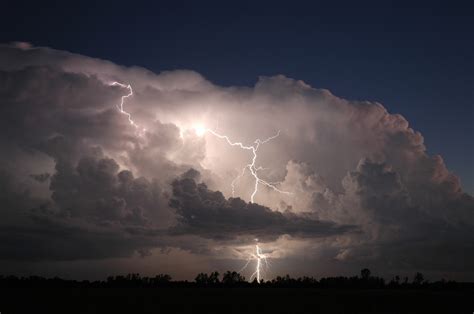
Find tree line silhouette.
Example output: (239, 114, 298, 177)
(1, 268, 472, 290)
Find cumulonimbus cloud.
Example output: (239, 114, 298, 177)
(0, 43, 472, 278)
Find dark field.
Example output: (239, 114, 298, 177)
(1, 287, 472, 314)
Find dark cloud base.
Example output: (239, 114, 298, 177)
(170, 169, 356, 241)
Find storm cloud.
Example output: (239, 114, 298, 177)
(0, 43, 472, 279)
(169, 169, 356, 240)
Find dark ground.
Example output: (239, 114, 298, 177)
(1, 287, 472, 314)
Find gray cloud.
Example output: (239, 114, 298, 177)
(0, 43, 472, 279)
(50, 154, 170, 226)
(169, 170, 356, 241)
(0, 215, 159, 261)
(29, 173, 50, 182)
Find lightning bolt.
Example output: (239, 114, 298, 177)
(110, 83, 287, 283)
(199, 126, 291, 283)
(110, 82, 146, 134)
(203, 128, 292, 203)
(239, 243, 269, 283)
(215, 127, 291, 282)
(110, 81, 290, 203)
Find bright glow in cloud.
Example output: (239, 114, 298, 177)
(193, 125, 207, 137)
(0, 43, 472, 281)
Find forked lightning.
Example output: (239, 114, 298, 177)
(112, 82, 286, 282)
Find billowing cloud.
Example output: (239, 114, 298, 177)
(0, 43, 472, 279)
(169, 169, 356, 241)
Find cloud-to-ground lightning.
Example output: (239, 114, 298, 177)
(111, 83, 286, 282)
(239, 242, 269, 283)
(110, 82, 146, 134)
(193, 126, 292, 282)
(195, 128, 288, 281)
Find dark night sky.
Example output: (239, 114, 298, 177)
(1, 1, 472, 193)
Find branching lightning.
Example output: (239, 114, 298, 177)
(111, 83, 287, 283)
(110, 82, 146, 134)
(202, 128, 292, 203)
(204, 125, 288, 281)
(196, 127, 289, 281)
(110, 81, 290, 203)
(239, 242, 269, 283)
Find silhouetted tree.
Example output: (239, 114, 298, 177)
(195, 273, 209, 285)
(195, 272, 220, 285)
(153, 274, 172, 285)
(389, 275, 401, 288)
(361, 268, 371, 280)
(413, 272, 424, 285)
(2, 271, 471, 291)
(208, 271, 220, 284)
(222, 271, 245, 285)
